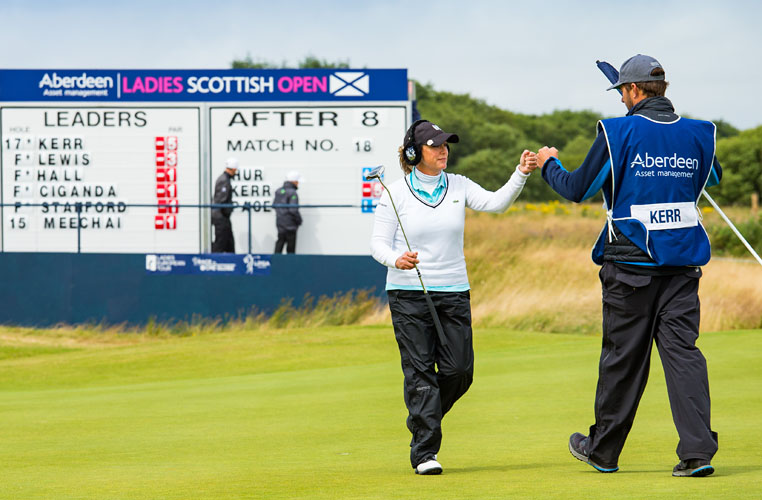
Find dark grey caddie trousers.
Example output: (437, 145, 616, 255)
(587, 262, 719, 468)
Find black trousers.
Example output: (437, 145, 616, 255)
(211, 216, 234, 253)
(588, 262, 718, 468)
(388, 290, 474, 468)
(274, 230, 297, 254)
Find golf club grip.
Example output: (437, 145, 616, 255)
(413, 266, 427, 293)
(424, 293, 447, 346)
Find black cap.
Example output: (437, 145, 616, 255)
(405, 120, 459, 147)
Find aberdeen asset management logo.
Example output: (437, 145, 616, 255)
(329, 72, 369, 96)
(630, 152, 699, 170)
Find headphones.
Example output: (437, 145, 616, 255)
(403, 119, 428, 166)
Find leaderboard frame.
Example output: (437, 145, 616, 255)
(0, 69, 410, 255)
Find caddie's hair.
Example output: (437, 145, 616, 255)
(398, 146, 413, 175)
(625, 67, 669, 97)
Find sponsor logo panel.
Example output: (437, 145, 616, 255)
(145, 253, 271, 275)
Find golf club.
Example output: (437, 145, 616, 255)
(366, 165, 447, 346)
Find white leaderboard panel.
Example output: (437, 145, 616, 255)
(211, 105, 406, 255)
(1, 106, 202, 252)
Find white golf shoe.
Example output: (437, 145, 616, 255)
(415, 458, 443, 475)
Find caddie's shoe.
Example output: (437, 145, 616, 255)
(672, 459, 714, 477)
(568, 432, 619, 473)
(415, 458, 443, 475)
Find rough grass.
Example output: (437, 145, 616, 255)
(0, 325, 760, 499)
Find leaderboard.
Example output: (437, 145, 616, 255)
(1, 107, 201, 252)
(0, 69, 410, 255)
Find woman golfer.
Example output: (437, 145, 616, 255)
(371, 119, 538, 474)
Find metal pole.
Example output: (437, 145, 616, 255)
(246, 203, 252, 254)
(76, 202, 82, 254)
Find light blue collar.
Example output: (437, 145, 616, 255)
(408, 169, 447, 204)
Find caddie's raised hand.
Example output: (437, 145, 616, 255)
(395, 251, 419, 270)
(536, 146, 559, 169)
(519, 149, 538, 174)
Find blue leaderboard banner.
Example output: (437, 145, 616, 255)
(0, 69, 407, 102)
(145, 253, 271, 275)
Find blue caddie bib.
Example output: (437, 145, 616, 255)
(594, 115, 716, 266)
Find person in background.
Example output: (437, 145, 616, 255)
(273, 171, 303, 254)
(537, 54, 722, 477)
(211, 157, 238, 253)
(371, 119, 538, 475)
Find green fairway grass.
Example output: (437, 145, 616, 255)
(0, 327, 760, 499)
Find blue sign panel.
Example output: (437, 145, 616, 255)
(0, 69, 407, 102)
(145, 253, 271, 275)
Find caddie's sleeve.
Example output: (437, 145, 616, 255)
(541, 132, 611, 202)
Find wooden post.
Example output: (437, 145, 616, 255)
(752, 192, 759, 217)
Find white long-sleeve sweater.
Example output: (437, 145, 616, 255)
(370, 166, 530, 290)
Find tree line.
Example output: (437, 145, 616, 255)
(414, 82, 759, 206)
(231, 56, 760, 206)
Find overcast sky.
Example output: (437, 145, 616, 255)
(2, 0, 760, 130)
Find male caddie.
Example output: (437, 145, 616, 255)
(536, 54, 722, 477)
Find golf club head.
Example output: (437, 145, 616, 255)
(365, 165, 385, 180)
